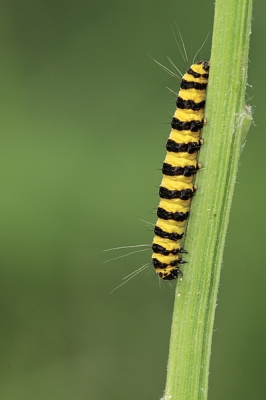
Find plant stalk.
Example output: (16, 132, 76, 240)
(164, 0, 253, 399)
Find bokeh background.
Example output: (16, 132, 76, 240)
(0, 1, 264, 399)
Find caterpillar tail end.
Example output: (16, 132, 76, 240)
(157, 266, 183, 280)
(152, 257, 183, 280)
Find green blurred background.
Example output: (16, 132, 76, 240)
(0, 1, 264, 399)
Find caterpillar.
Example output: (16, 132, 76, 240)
(152, 60, 210, 280)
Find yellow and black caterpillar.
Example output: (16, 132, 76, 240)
(152, 61, 210, 280)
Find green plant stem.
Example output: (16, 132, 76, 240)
(164, 0, 253, 399)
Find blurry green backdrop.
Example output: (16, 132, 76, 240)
(0, 1, 264, 399)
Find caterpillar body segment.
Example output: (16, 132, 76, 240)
(152, 61, 210, 280)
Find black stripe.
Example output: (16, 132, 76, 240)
(152, 257, 179, 269)
(176, 96, 206, 111)
(180, 80, 208, 91)
(187, 67, 202, 79)
(152, 257, 167, 269)
(157, 207, 189, 222)
(152, 243, 180, 255)
(166, 139, 201, 154)
(187, 67, 210, 80)
(162, 163, 198, 177)
(154, 225, 183, 241)
(171, 117, 204, 132)
(159, 186, 194, 200)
